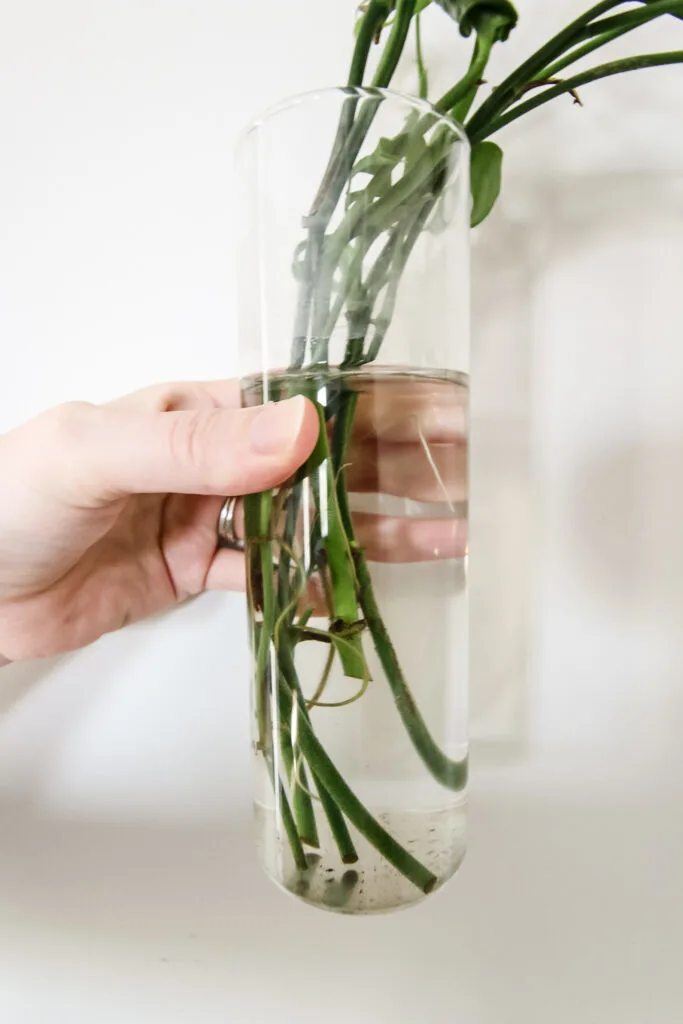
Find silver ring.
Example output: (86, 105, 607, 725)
(217, 496, 244, 551)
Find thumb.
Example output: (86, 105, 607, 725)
(38, 395, 319, 503)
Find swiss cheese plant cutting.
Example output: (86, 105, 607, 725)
(233, 2, 682, 913)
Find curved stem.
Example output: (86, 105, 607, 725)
(474, 51, 683, 141)
(539, 26, 648, 82)
(353, 549, 468, 791)
(465, 1, 631, 138)
(307, 644, 336, 709)
(277, 669, 438, 894)
(539, 2, 683, 81)
(332, 396, 467, 793)
(585, 1, 683, 39)
(434, 22, 496, 114)
(278, 637, 360, 866)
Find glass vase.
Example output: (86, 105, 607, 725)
(235, 87, 470, 914)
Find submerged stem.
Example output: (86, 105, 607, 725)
(277, 668, 438, 894)
(279, 640, 361, 866)
(331, 394, 468, 792)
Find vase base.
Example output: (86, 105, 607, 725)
(255, 800, 467, 915)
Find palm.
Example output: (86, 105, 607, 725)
(0, 492, 223, 660)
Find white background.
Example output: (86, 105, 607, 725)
(1, 1, 683, 1021)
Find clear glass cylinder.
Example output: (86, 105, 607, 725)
(235, 87, 470, 914)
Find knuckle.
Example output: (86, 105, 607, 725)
(43, 401, 97, 446)
(156, 386, 189, 412)
(22, 401, 101, 502)
(145, 383, 195, 413)
(167, 408, 226, 489)
(123, 382, 215, 413)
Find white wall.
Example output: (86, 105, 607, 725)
(1, 2, 683, 1021)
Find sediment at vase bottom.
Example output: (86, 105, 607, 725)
(254, 800, 467, 914)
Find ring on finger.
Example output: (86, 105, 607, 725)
(217, 495, 244, 552)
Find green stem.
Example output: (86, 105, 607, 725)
(247, 490, 320, 849)
(415, 12, 429, 98)
(310, 404, 359, 627)
(294, 0, 417, 352)
(364, 193, 437, 364)
(273, 487, 361, 862)
(277, 492, 301, 611)
(475, 51, 683, 141)
(245, 492, 273, 755)
(349, 1, 393, 87)
(291, 0, 395, 368)
(434, 22, 496, 114)
(372, 0, 418, 88)
(465, 0, 630, 138)
(279, 733, 320, 848)
(277, 641, 359, 865)
(313, 773, 359, 864)
(290, 0, 420, 366)
(310, 0, 391, 223)
(277, 778, 309, 872)
(255, 422, 363, 868)
(539, 27, 645, 81)
(305, 402, 368, 682)
(539, 2, 683, 80)
(354, 549, 468, 791)
(330, 393, 467, 792)
(306, 0, 416, 236)
(585, 1, 683, 38)
(307, 643, 336, 705)
(277, 667, 437, 894)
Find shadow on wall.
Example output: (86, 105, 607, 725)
(470, 169, 683, 755)
(531, 171, 683, 715)
(469, 183, 537, 754)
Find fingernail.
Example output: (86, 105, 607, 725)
(249, 396, 307, 455)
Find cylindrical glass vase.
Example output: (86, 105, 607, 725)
(235, 87, 469, 914)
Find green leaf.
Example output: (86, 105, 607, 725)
(470, 140, 503, 226)
(352, 151, 395, 175)
(367, 167, 393, 198)
(434, 0, 518, 40)
(332, 633, 369, 681)
(378, 134, 409, 158)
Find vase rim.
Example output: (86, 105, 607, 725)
(236, 85, 469, 153)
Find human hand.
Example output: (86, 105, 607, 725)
(0, 381, 318, 661)
(0, 375, 467, 663)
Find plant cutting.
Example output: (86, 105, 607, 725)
(234, 1, 683, 914)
